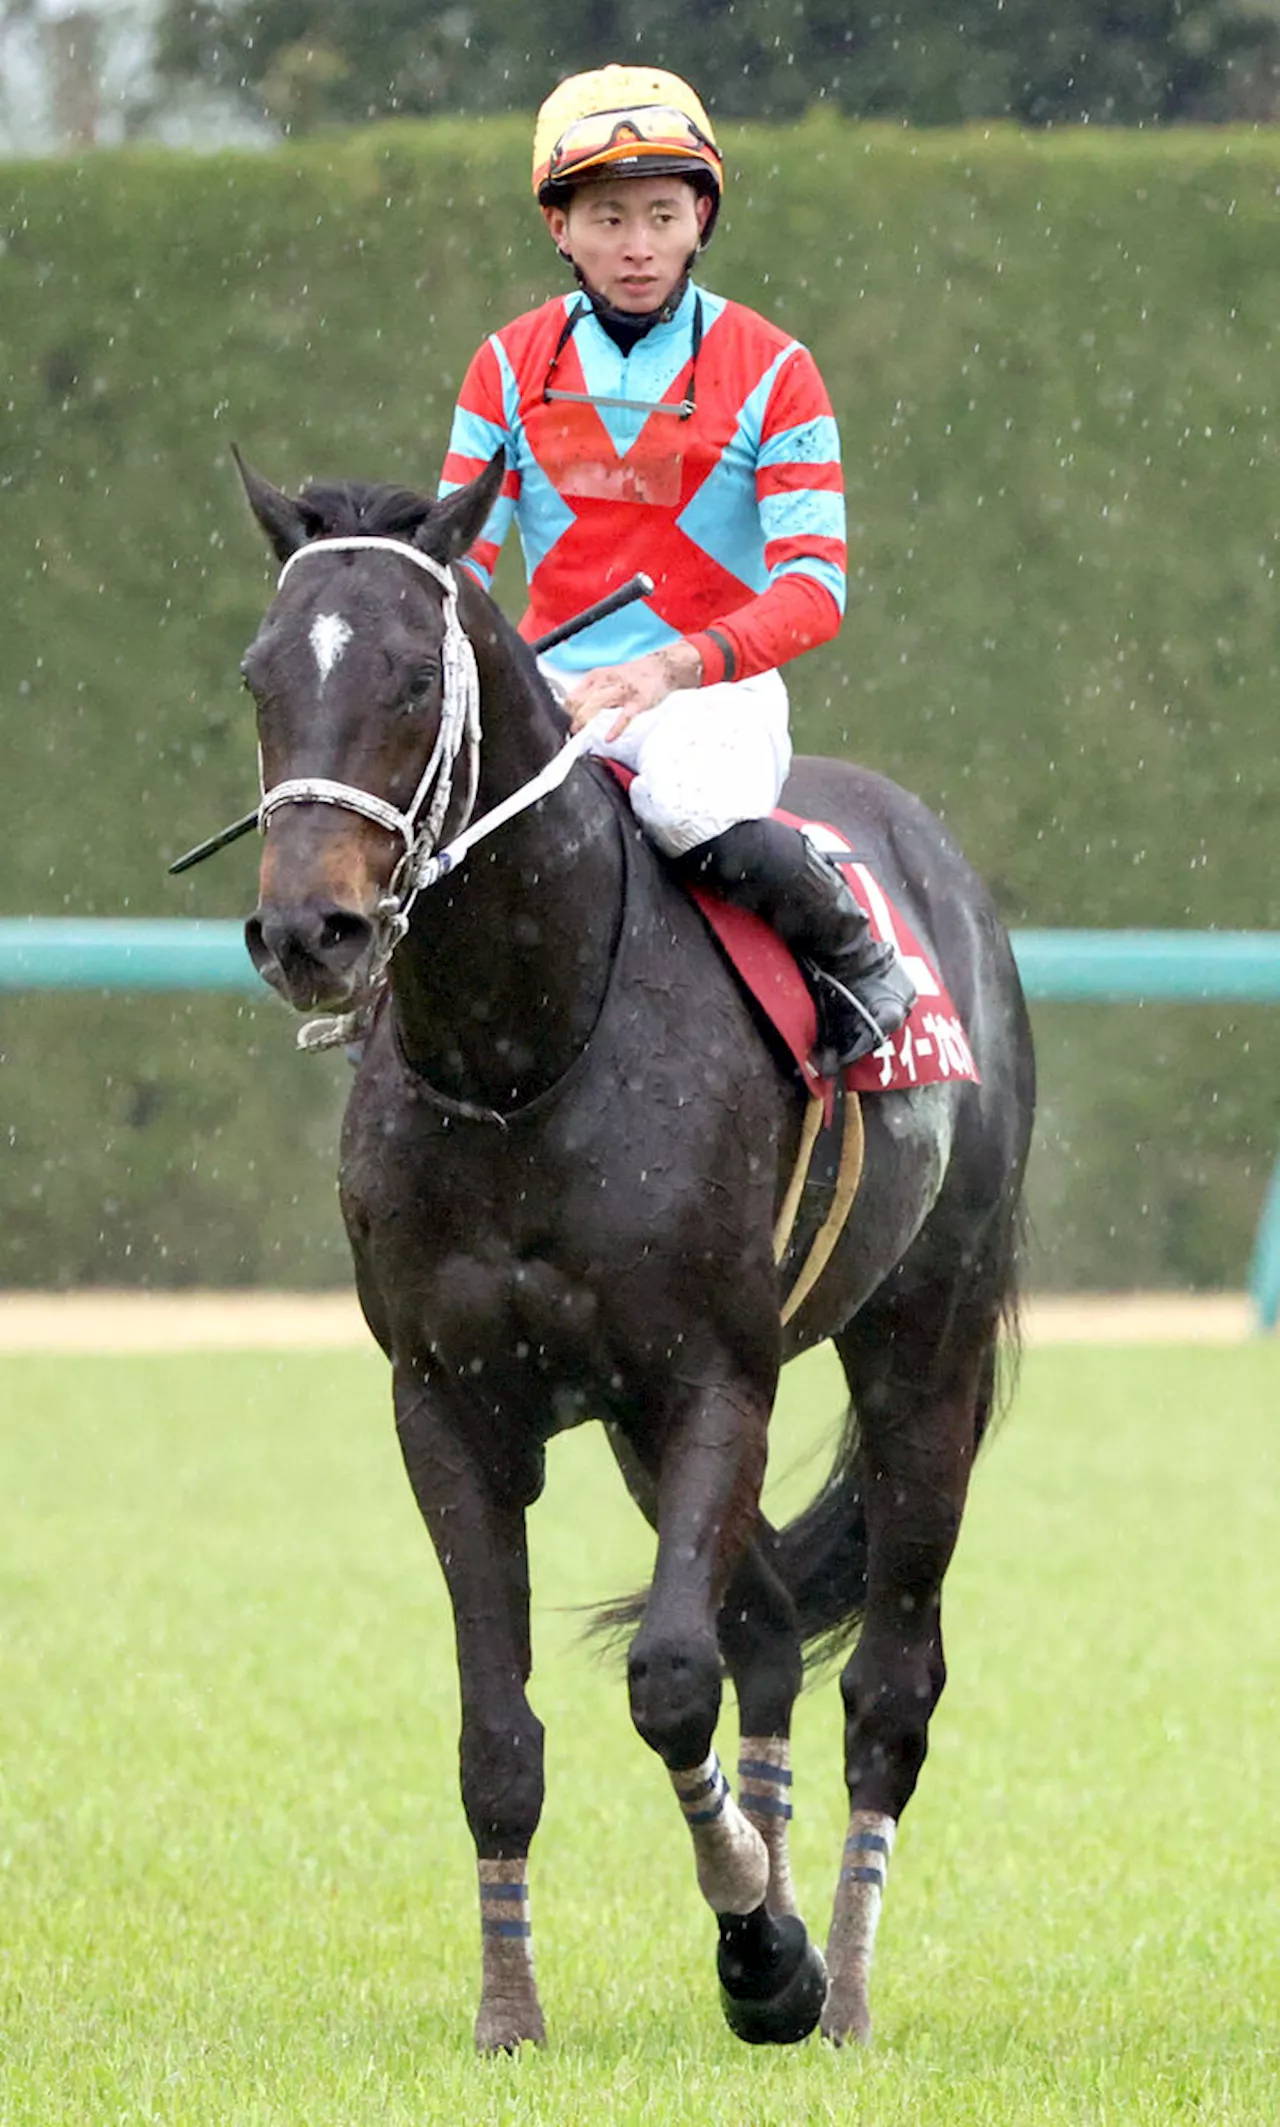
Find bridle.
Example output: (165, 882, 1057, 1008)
(233, 538, 653, 1050)
(261, 535, 482, 956)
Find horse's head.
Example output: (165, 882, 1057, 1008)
(235, 448, 505, 1014)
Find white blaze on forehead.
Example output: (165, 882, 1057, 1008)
(310, 612, 353, 683)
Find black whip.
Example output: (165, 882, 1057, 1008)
(167, 571, 654, 875)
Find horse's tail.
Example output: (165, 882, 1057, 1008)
(775, 1196, 1027, 1668)
(590, 1200, 1027, 1666)
(766, 1404, 868, 1665)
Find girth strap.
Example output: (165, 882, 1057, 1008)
(774, 1090, 865, 1325)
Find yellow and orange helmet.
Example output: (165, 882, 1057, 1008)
(533, 65, 724, 240)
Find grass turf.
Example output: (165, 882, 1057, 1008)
(1, 1339, 1277, 2123)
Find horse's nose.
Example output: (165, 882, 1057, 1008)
(245, 901, 375, 1004)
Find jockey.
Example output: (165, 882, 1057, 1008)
(440, 64, 916, 1067)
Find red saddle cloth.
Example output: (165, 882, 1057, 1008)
(605, 767, 979, 1108)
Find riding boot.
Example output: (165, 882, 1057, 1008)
(678, 818, 918, 1069)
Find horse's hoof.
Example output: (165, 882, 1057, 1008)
(473, 2007, 546, 2054)
(820, 2004, 872, 2047)
(820, 1950, 873, 2045)
(717, 1910, 829, 2046)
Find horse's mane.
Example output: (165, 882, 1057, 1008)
(289, 475, 561, 721)
(294, 480, 438, 541)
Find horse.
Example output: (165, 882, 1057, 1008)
(231, 446, 1036, 2053)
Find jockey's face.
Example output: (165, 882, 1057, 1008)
(544, 176, 713, 313)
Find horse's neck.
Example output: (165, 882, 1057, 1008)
(389, 595, 625, 1109)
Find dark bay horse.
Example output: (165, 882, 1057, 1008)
(232, 449, 1035, 2052)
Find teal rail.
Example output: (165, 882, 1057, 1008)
(1, 918, 1276, 1327)
(5, 919, 1280, 999)
(0, 919, 257, 991)
(1013, 928, 1280, 1003)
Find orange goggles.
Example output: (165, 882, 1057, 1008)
(545, 105, 722, 187)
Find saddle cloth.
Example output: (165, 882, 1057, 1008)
(604, 766, 979, 1108)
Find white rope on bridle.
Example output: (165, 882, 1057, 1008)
(262, 532, 608, 1050)
(265, 534, 482, 907)
(260, 535, 481, 1040)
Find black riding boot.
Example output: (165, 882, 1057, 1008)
(678, 818, 918, 1069)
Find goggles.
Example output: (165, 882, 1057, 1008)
(545, 104, 722, 189)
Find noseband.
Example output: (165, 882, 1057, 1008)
(261, 535, 482, 929)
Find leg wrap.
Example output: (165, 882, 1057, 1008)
(737, 1735, 798, 1918)
(671, 1751, 770, 1917)
(822, 1809, 896, 2044)
(474, 1856, 545, 2052)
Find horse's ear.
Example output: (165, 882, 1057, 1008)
(417, 448, 507, 566)
(231, 443, 311, 564)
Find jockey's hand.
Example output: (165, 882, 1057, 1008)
(565, 641, 703, 741)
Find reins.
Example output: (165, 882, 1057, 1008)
(385, 767, 638, 1126)
(295, 703, 615, 1053)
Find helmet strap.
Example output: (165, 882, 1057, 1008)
(566, 250, 699, 344)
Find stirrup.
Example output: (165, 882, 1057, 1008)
(808, 967, 903, 1072)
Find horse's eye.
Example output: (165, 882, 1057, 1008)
(407, 663, 439, 703)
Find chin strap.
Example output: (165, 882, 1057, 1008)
(571, 254, 697, 338)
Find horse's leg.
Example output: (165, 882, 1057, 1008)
(821, 1301, 993, 2045)
(606, 1424, 804, 1919)
(393, 1365, 547, 2053)
(717, 1541, 804, 1920)
(625, 1388, 828, 2045)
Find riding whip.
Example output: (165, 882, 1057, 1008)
(167, 572, 654, 874)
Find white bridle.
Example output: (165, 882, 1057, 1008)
(257, 532, 613, 1051)
(260, 535, 482, 930)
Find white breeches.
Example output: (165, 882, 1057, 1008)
(566, 668, 793, 857)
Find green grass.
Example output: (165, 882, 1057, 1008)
(2, 1341, 1277, 2122)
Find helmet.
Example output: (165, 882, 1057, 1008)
(533, 65, 723, 240)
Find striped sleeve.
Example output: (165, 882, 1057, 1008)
(438, 335, 521, 590)
(685, 343, 846, 686)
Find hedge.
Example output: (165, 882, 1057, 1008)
(2, 119, 1277, 1287)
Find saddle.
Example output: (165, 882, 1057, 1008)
(603, 765, 978, 1111)
(600, 769, 980, 1322)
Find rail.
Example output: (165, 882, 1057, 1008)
(2, 919, 1277, 1327)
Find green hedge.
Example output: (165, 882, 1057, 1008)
(2, 119, 1277, 1288)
